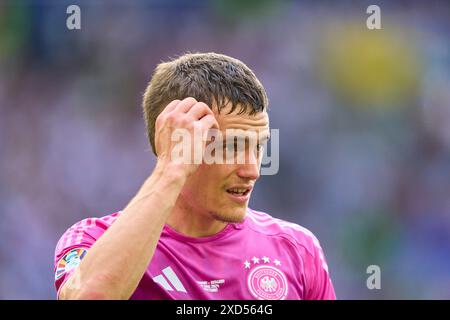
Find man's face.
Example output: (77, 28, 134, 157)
(180, 103, 270, 223)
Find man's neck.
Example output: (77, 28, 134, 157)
(165, 196, 228, 238)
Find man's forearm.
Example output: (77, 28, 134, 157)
(60, 165, 186, 299)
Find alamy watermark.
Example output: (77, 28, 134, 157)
(170, 128, 279, 176)
(366, 5, 382, 30)
(66, 5, 81, 30)
(366, 265, 381, 290)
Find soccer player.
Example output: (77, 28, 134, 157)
(54, 53, 336, 300)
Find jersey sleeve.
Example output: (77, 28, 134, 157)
(304, 236, 336, 300)
(54, 218, 98, 298)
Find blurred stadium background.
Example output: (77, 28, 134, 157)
(1, 0, 449, 299)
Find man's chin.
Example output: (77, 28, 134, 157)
(211, 207, 247, 223)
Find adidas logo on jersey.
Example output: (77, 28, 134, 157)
(152, 266, 187, 293)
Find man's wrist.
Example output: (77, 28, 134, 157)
(153, 161, 188, 188)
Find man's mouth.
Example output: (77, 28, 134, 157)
(225, 186, 252, 204)
(226, 188, 251, 196)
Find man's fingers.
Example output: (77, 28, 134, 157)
(186, 102, 212, 120)
(172, 97, 198, 114)
(198, 114, 219, 130)
(161, 99, 180, 115)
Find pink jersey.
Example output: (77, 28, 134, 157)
(54, 208, 336, 300)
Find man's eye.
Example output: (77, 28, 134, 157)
(222, 140, 264, 154)
(257, 141, 267, 152)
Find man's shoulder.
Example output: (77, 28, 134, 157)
(245, 208, 322, 257)
(56, 211, 121, 248)
(65, 211, 121, 232)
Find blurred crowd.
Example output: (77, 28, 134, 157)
(1, 0, 449, 299)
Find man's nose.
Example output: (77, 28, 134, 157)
(236, 151, 260, 180)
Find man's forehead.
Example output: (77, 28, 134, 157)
(213, 103, 269, 132)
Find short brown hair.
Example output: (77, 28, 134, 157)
(142, 52, 269, 155)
